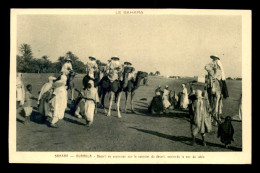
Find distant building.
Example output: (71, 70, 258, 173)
(195, 75, 205, 83)
(169, 76, 180, 79)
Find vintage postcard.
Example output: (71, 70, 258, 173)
(9, 9, 251, 164)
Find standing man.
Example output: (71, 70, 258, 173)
(210, 55, 229, 98)
(16, 73, 25, 107)
(86, 56, 98, 78)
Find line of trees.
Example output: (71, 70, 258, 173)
(17, 43, 87, 73)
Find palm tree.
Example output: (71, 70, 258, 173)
(42, 55, 49, 61)
(19, 43, 33, 59)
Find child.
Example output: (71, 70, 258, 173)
(217, 116, 234, 148)
(22, 84, 36, 123)
(75, 80, 99, 127)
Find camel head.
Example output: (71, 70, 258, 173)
(136, 71, 148, 86)
(124, 66, 133, 73)
(205, 63, 215, 77)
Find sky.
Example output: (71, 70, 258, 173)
(17, 14, 242, 78)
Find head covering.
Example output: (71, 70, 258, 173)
(165, 85, 168, 89)
(65, 57, 72, 62)
(62, 69, 70, 75)
(210, 55, 220, 60)
(111, 57, 120, 61)
(195, 90, 203, 98)
(17, 73, 22, 78)
(48, 76, 57, 82)
(124, 61, 132, 66)
(89, 56, 96, 61)
(88, 80, 94, 88)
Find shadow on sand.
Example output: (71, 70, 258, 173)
(133, 106, 190, 121)
(129, 127, 242, 151)
(29, 110, 47, 124)
(17, 108, 47, 125)
(63, 116, 86, 126)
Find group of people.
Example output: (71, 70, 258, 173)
(16, 54, 241, 148)
(148, 55, 240, 148)
(149, 82, 191, 114)
(16, 54, 137, 128)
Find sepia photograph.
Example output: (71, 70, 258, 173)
(9, 9, 251, 164)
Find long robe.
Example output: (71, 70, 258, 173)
(191, 98, 212, 136)
(180, 88, 189, 109)
(16, 76, 25, 105)
(75, 87, 99, 123)
(162, 89, 171, 108)
(38, 82, 53, 117)
(50, 74, 68, 121)
(217, 116, 234, 145)
(148, 95, 164, 114)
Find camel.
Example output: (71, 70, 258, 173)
(123, 71, 148, 113)
(98, 67, 132, 118)
(98, 67, 148, 117)
(205, 63, 223, 125)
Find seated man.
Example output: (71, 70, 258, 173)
(86, 56, 98, 78)
(155, 85, 163, 96)
(106, 57, 122, 82)
(61, 56, 73, 73)
(148, 94, 164, 115)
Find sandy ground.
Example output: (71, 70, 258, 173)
(16, 73, 242, 151)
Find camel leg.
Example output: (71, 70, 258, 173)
(215, 94, 221, 121)
(107, 92, 114, 117)
(101, 90, 107, 114)
(212, 94, 221, 126)
(218, 95, 223, 116)
(124, 92, 128, 112)
(131, 92, 136, 113)
(117, 92, 122, 118)
(71, 88, 74, 101)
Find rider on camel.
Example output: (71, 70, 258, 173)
(106, 57, 123, 82)
(86, 56, 98, 79)
(208, 55, 229, 99)
(123, 61, 135, 82)
(61, 56, 73, 73)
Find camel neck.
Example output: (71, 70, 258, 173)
(134, 76, 142, 89)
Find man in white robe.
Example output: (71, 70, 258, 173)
(61, 57, 73, 73)
(106, 57, 122, 82)
(16, 73, 25, 107)
(86, 56, 98, 78)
